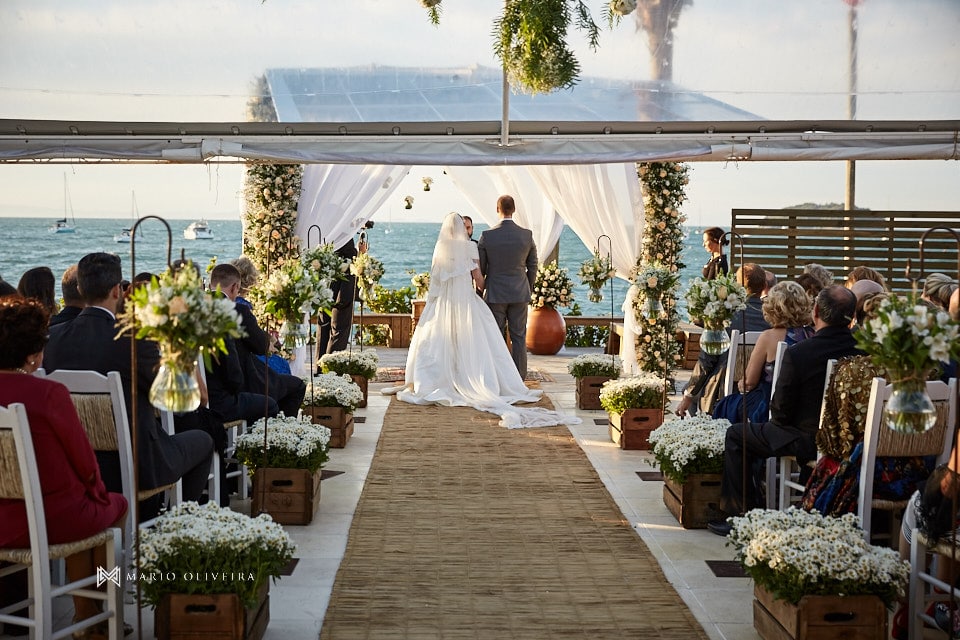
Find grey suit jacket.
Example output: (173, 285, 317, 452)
(478, 219, 538, 304)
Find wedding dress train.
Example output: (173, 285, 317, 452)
(383, 214, 580, 429)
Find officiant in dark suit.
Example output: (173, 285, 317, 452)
(42, 252, 214, 520)
(478, 195, 538, 378)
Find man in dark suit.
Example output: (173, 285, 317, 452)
(43, 252, 214, 520)
(708, 285, 862, 535)
(478, 195, 538, 377)
(48, 264, 84, 326)
(316, 231, 369, 359)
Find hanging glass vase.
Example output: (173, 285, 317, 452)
(699, 328, 731, 355)
(149, 350, 200, 413)
(884, 378, 936, 434)
(279, 318, 309, 350)
(588, 286, 603, 303)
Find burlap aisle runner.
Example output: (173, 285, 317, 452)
(320, 398, 709, 639)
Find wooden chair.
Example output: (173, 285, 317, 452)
(0, 403, 123, 639)
(858, 377, 957, 545)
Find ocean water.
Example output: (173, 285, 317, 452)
(0, 217, 711, 317)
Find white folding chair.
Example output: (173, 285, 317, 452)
(195, 358, 249, 503)
(723, 330, 764, 397)
(859, 377, 957, 545)
(0, 403, 123, 639)
(909, 527, 960, 640)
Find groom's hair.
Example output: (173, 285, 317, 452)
(497, 195, 516, 217)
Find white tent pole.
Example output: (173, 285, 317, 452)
(501, 69, 510, 148)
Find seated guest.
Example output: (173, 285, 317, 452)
(0, 296, 127, 629)
(42, 252, 214, 520)
(676, 263, 772, 418)
(803, 263, 834, 290)
(854, 291, 889, 327)
(49, 264, 83, 326)
(712, 281, 815, 424)
(707, 285, 862, 535)
(209, 264, 304, 418)
(922, 272, 957, 311)
(16, 266, 57, 315)
(844, 265, 888, 291)
(230, 256, 291, 376)
(849, 278, 884, 303)
(795, 273, 824, 301)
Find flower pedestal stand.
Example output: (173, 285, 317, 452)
(350, 375, 369, 409)
(155, 582, 270, 640)
(303, 406, 354, 448)
(575, 376, 612, 410)
(752, 584, 886, 640)
(251, 468, 321, 526)
(608, 409, 663, 450)
(661, 474, 723, 529)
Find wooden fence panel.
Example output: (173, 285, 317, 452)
(730, 209, 960, 292)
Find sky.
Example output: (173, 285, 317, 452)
(0, 0, 958, 226)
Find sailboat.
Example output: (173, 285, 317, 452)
(49, 174, 77, 233)
(114, 191, 142, 243)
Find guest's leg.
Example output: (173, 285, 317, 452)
(236, 392, 279, 424)
(506, 302, 528, 378)
(167, 430, 216, 503)
(720, 421, 779, 515)
(275, 374, 307, 417)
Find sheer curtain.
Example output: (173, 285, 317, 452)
(527, 163, 644, 373)
(444, 166, 564, 261)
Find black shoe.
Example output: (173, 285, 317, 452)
(707, 519, 732, 537)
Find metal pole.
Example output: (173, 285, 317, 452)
(721, 230, 748, 515)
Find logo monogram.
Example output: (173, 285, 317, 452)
(96, 566, 121, 588)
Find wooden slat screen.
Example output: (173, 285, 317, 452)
(730, 210, 960, 292)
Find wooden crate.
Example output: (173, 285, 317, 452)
(662, 473, 723, 529)
(251, 467, 321, 526)
(575, 376, 612, 410)
(155, 582, 269, 640)
(753, 584, 886, 640)
(302, 406, 354, 448)
(349, 374, 369, 409)
(608, 409, 663, 450)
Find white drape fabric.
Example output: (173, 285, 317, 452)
(295, 164, 410, 249)
(444, 166, 564, 261)
(620, 285, 642, 376)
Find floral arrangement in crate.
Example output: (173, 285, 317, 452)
(684, 272, 747, 330)
(318, 349, 380, 380)
(728, 507, 909, 607)
(302, 372, 365, 412)
(578, 250, 615, 302)
(235, 413, 331, 473)
(410, 271, 431, 299)
(531, 261, 575, 309)
(138, 502, 296, 608)
(118, 262, 245, 412)
(567, 353, 621, 379)
(599, 373, 668, 414)
(647, 414, 728, 484)
(351, 253, 385, 301)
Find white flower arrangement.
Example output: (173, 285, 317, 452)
(302, 243, 351, 285)
(421, 176, 433, 191)
(647, 414, 728, 483)
(404, 195, 415, 209)
(302, 372, 365, 412)
(119, 263, 246, 372)
(257, 257, 333, 322)
(319, 349, 380, 380)
(137, 501, 296, 608)
(728, 507, 909, 607)
(684, 272, 748, 330)
(531, 261, 575, 309)
(567, 353, 621, 378)
(578, 250, 616, 302)
(410, 271, 431, 299)
(599, 373, 668, 414)
(236, 413, 331, 473)
(242, 164, 302, 282)
(631, 263, 680, 310)
(350, 253, 385, 300)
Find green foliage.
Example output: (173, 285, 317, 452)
(365, 285, 414, 314)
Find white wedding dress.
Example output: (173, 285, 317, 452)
(384, 214, 580, 429)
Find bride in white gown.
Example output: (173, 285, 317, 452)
(384, 213, 580, 429)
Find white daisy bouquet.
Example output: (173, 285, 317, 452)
(578, 250, 615, 302)
(531, 261, 575, 309)
(647, 414, 728, 484)
(728, 508, 909, 607)
(567, 353, 621, 379)
(137, 502, 296, 608)
(351, 253, 385, 300)
(599, 373, 668, 414)
(410, 271, 431, 299)
(258, 257, 333, 322)
(684, 272, 747, 330)
(119, 262, 246, 372)
(319, 349, 380, 380)
(302, 372, 365, 412)
(235, 413, 331, 473)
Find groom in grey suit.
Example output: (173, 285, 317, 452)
(478, 195, 538, 377)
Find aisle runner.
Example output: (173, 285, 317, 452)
(320, 399, 708, 640)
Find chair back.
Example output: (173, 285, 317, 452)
(723, 330, 764, 396)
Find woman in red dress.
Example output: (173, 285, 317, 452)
(0, 296, 127, 637)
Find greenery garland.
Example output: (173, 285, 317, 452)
(632, 162, 688, 377)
